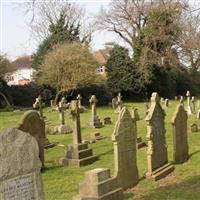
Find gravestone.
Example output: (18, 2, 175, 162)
(191, 123, 198, 132)
(60, 100, 97, 167)
(115, 93, 123, 113)
(164, 99, 169, 108)
(197, 110, 200, 119)
(171, 104, 189, 164)
(73, 168, 123, 200)
(112, 97, 118, 109)
(91, 132, 105, 141)
(175, 96, 178, 100)
(18, 110, 45, 170)
(0, 128, 45, 200)
(77, 94, 85, 113)
(57, 97, 72, 134)
(180, 96, 184, 105)
(186, 91, 192, 115)
(103, 117, 112, 125)
(89, 95, 103, 128)
(145, 92, 174, 181)
(131, 108, 146, 149)
(197, 100, 200, 109)
(33, 95, 43, 118)
(191, 96, 196, 113)
(112, 107, 138, 190)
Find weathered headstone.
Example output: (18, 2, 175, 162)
(186, 91, 192, 114)
(73, 168, 123, 200)
(115, 93, 123, 113)
(164, 99, 169, 108)
(89, 95, 102, 128)
(131, 108, 146, 149)
(77, 94, 85, 113)
(180, 96, 184, 105)
(18, 110, 45, 170)
(197, 110, 200, 119)
(57, 97, 72, 134)
(171, 104, 189, 164)
(91, 132, 105, 141)
(33, 95, 44, 118)
(191, 96, 196, 113)
(112, 107, 138, 190)
(60, 100, 97, 167)
(175, 96, 178, 101)
(145, 92, 174, 181)
(103, 117, 112, 125)
(191, 123, 198, 133)
(112, 97, 118, 109)
(0, 128, 45, 200)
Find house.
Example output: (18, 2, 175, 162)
(93, 49, 109, 76)
(5, 56, 35, 86)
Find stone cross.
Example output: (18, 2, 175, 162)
(58, 97, 67, 125)
(112, 107, 138, 190)
(186, 91, 192, 114)
(89, 95, 102, 128)
(33, 95, 43, 118)
(77, 94, 82, 108)
(116, 92, 123, 112)
(171, 104, 189, 164)
(0, 128, 45, 200)
(70, 100, 82, 144)
(145, 92, 174, 180)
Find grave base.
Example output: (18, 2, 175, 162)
(137, 137, 146, 149)
(59, 143, 98, 167)
(146, 163, 174, 181)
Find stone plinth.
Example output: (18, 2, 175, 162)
(73, 168, 123, 200)
(60, 143, 97, 167)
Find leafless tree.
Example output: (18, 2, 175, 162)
(22, 0, 93, 42)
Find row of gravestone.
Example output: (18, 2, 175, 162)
(0, 92, 189, 200)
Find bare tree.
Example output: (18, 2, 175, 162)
(178, 9, 200, 70)
(22, 0, 92, 42)
(96, 0, 187, 51)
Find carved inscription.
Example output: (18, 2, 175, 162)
(1, 173, 37, 200)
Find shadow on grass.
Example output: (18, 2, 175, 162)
(131, 175, 200, 200)
(44, 165, 63, 172)
(189, 150, 200, 159)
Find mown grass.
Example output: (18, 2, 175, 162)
(1, 100, 200, 200)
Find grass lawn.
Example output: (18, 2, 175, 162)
(1, 100, 200, 200)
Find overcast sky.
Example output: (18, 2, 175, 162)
(1, 0, 123, 60)
(0, 0, 199, 60)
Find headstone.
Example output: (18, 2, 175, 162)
(57, 97, 72, 134)
(89, 95, 103, 128)
(197, 110, 200, 119)
(145, 92, 174, 181)
(175, 96, 178, 100)
(91, 132, 105, 141)
(164, 99, 169, 108)
(191, 96, 196, 113)
(180, 96, 184, 105)
(131, 108, 146, 149)
(115, 93, 123, 113)
(77, 94, 85, 113)
(0, 128, 45, 200)
(191, 123, 198, 133)
(171, 104, 189, 164)
(18, 110, 45, 170)
(59, 100, 97, 167)
(112, 97, 118, 109)
(112, 107, 138, 190)
(197, 100, 200, 109)
(73, 168, 123, 200)
(186, 91, 192, 114)
(33, 95, 44, 118)
(103, 117, 112, 125)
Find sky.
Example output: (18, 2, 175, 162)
(0, 0, 123, 60)
(1, 0, 199, 61)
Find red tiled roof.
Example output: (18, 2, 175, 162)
(7, 55, 32, 72)
(93, 49, 109, 65)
